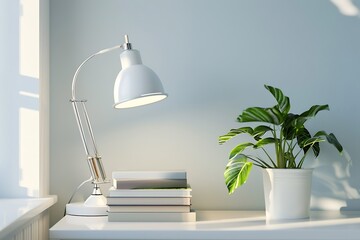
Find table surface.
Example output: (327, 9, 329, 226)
(50, 210, 360, 240)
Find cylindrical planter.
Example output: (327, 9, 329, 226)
(262, 168, 313, 220)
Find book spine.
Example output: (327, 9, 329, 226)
(106, 197, 191, 206)
(113, 178, 187, 189)
(107, 205, 191, 213)
(112, 171, 186, 180)
(107, 212, 196, 222)
(108, 188, 192, 198)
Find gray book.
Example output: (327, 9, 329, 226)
(112, 171, 187, 180)
(108, 186, 192, 198)
(113, 178, 188, 189)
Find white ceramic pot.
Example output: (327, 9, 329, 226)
(262, 168, 313, 220)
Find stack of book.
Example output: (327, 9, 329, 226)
(107, 171, 196, 222)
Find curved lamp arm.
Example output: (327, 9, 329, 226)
(70, 36, 132, 184)
(71, 45, 121, 100)
(72, 35, 132, 100)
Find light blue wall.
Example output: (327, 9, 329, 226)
(50, 0, 360, 224)
(0, 0, 26, 198)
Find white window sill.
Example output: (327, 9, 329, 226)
(0, 196, 57, 239)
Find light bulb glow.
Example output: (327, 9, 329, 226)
(114, 94, 167, 109)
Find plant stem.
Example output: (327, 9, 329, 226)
(262, 148, 276, 168)
(274, 125, 285, 168)
(273, 126, 280, 167)
(297, 154, 307, 168)
(248, 155, 272, 168)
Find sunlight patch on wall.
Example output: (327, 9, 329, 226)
(19, 91, 39, 99)
(331, 0, 360, 17)
(311, 196, 345, 210)
(19, 107, 39, 196)
(18, 0, 40, 197)
(20, 0, 39, 78)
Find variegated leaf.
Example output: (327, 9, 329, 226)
(254, 137, 276, 149)
(314, 131, 343, 153)
(224, 154, 253, 194)
(229, 142, 254, 159)
(237, 106, 283, 125)
(219, 127, 254, 144)
(296, 127, 312, 153)
(253, 125, 273, 140)
(264, 85, 290, 114)
(282, 113, 300, 140)
(299, 105, 329, 119)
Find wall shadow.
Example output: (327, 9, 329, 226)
(311, 150, 360, 210)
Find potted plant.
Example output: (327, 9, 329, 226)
(219, 85, 343, 220)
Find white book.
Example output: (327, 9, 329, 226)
(106, 197, 191, 206)
(108, 211, 196, 222)
(108, 186, 192, 198)
(112, 171, 186, 180)
(107, 205, 191, 213)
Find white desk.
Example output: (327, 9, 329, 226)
(50, 210, 360, 240)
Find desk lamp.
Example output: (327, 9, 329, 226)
(66, 35, 167, 216)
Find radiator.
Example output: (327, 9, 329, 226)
(6, 210, 49, 240)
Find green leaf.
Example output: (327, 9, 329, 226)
(314, 131, 343, 153)
(295, 127, 321, 157)
(237, 106, 283, 125)
(264, 85, 291, 114)
(254, 137, 276, 149)
(219, 127, 254, 144)
(312, 142, 320, 157)
(253, 125, 273, 140)
(282, 113, 301, 140)
(299, 105, 329, 121)
(296, 127, 312, 154)
(224, 154, 253, 194)
(282, 105, 329, 129)
(300, 136, 323, 157)
(229, 142, 254, 159)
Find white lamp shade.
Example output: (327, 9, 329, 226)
(113, 49, 167, 108)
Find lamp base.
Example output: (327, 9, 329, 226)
(66, 194, 108, 216)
